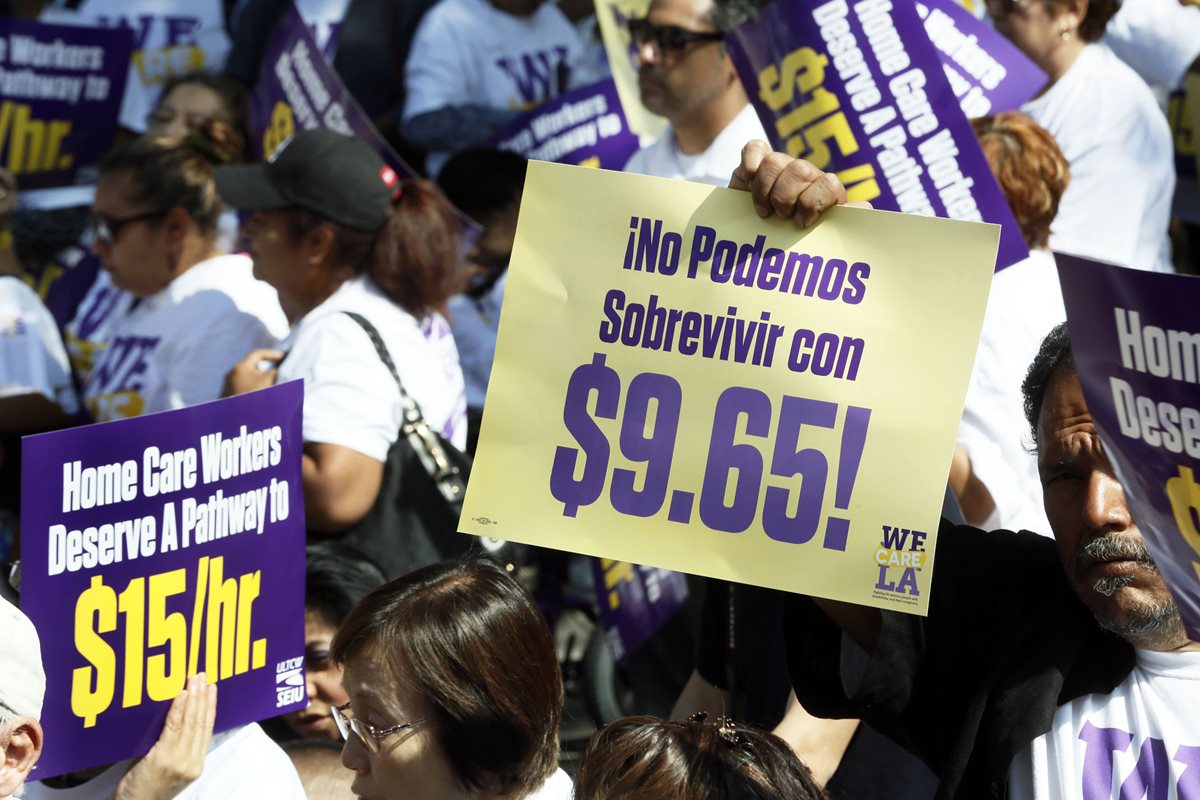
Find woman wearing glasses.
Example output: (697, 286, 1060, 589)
(330, 557, 572, 800)
(986, 0, 1174, 273)
(79, 133, 286, 421)
(64, 73, 254, 384)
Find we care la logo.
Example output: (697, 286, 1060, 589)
(871, 525, 928, 602)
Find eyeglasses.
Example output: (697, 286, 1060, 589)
(91, 209, 169, 246)
(627, 18, 724, 61)
(333, 702, 428, 753)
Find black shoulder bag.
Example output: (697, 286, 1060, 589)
(332, 312, 475, 578)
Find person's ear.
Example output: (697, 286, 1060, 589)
(304, 222, 337, 268)
(1057, 0, 1089, 37)
(0, 718, 44, 796)
(163, 206, 193, 266)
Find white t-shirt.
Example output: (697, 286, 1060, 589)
(24, 724, 306, 800)
(623, 103, 767, 187)
(295, 0, 353, 57)
(446, 271, 506, 410)
(81, 254, 287, 422)
(64, 270, 135, 385)
(403, 0, 581, 170)
(956, 249, 1063, 536)
(526, 767, 573, 800)
(275, 275, 467, 461)
(1104, 0, 1200, 90)
(0, 277, 79, 415)
(1022, 44, 1175, 273)
(1008, 648, 1200, 799)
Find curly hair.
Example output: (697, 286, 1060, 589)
(972, 112, 1069, 251)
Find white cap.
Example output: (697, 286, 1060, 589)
(0, 596, 44, 720)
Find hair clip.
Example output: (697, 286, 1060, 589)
(183, 128, 231, 165)
(686, 711, 744, 746)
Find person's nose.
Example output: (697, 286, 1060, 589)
(1082, 470, 1133, 533)
(341, 728, 369, 772)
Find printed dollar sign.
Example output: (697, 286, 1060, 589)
(72, 575, 118, 728)
(550, 353, 621, 517)
(1166, 466, 1200, 569)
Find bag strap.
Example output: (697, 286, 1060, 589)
(341, 312, 465, 496)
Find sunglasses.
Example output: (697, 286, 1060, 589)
(91, 209, 169, 246)
(627, 18, 724, 59)
(333, 702, 429, 754)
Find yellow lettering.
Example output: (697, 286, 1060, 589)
(206, 557, 239, 680)
(146, 569, 186, 701)
(118, 577, 145, 708)
(758, 47, 828, 112)
(235, 570, 261, 675)
(72, 575, 117, 728)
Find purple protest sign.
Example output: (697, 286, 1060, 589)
(247, 2, 417, 179)
(0, 17, 131, 191)
(494, 79, 640, 170)
(917, 0, 1046, 115)
(592, 558, 688, 661)
(20, 382, 307, 779)
(1058, 255, 1200, 641)
(726, 0, 1027, 270)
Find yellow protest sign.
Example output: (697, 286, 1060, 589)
(460, 162, 997, 614)
(594, 0, 667, 139)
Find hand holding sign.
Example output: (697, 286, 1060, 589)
(114, 674, 216, 800)
(730, 140, 854, 224)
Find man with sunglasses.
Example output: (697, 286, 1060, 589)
(622, 0, 768, 186)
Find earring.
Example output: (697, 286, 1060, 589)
(1059, 25, 1071, 40)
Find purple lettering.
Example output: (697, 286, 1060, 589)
(163, 16, 201, 47)
(1118, 736, 1170, 800)
(1080, 721, 1133, 800)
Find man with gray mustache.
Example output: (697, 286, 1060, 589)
(775, 313, 1200, 800)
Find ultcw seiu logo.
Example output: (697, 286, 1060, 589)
(1079, 721, 1200, 799)
(276, 657, 305, 708)
(496, 46, 571, 107)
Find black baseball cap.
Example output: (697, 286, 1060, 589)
(214, 128, 392, 232)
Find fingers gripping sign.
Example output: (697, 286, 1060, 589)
(114, 674, 217, 800)
(729, 140, 851, 227)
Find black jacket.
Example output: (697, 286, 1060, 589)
(784, 519, 1136, 799)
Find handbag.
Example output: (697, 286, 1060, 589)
(331, 311, 475, 578)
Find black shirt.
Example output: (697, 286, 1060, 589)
(784, 519, 1136, 799)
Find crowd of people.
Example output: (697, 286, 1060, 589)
(2, 0, 1200, 797)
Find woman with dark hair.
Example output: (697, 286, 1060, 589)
(575, 714, 828, 800)
(80, 134, 287, 421)
(330, 557, 570, 800)
(986, 0, 1174, 272)
(65, 73, 254, 384)
(282, 542, 386, 741)
(219, 128, 466, 536)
